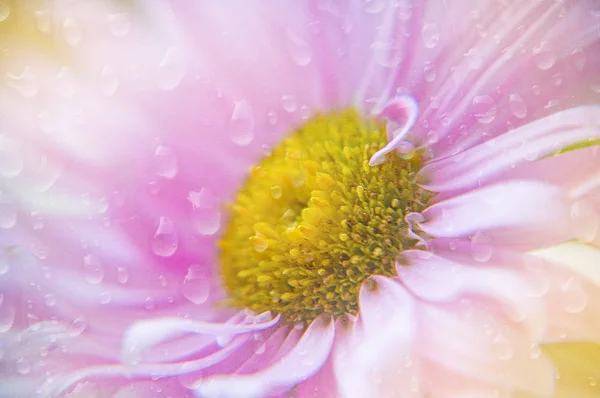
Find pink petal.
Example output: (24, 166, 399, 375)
(397, 250, 545, 339)
(416, 299, 555, 396)
(333, 276, 420, 398)
(193, 315, 335, 398)
(419, 106, 600, 193)
(397, 0, 600, 156)
(420, 180, 579, 249)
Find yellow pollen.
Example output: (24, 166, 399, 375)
(219, 109, 431, 323)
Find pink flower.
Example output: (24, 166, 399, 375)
(1, 1, 600, 397)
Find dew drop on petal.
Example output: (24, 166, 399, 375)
(83, 254, 105, 284)
(0, 1, 10, 22)
(0, 135, 24, 178)
(230, 99, 254, 146)
(99, 291, 112, 305)
(267, 110, 278, 126)
(181, 264, 210, 304)
(6, 67, 39, 98)
(423, 63, 436, 82)
(363, 0, 386, 13)
(144, 296, 156, 311)
(26, 313, 40, 330)
(570, 200, 599, 243)
(508, 93, 527, 119)
(0, 200, 17, 229)
(421, 23, 440, 49)
(68, 316, 87, 336)
(117, 266, 129, 284)
(470, 231, 493, 263)
(62, 18, 83, 46)
(15, 358, 31, 375)
(107, 12, 130, 37)
(56, 67, 77, 97)
(561, 276, 588, 314)
(492, 333, 514, 361)
(154, 145, 178, 179)
(532, 41, 556, 70)
(100, 65, 119, 96)
(34, 9, 51, 33)
(152, 217, 178, 257)
(281, 95, 298, 112)
(286, 29, 312, 66)
(44, 293, 57, 307)
(193, 208, 221, 236)
(472, 95, 497, 124)
(570, 48, 586, 72)
(0, 294, 15, 332)
(156, 47, 186, 90)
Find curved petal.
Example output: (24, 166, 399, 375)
(334, 276, 420, 398)
(416, 299, 556, 397)
(420, 180, 581, 249)
(397, 250, 545, 339)
(396, 0, 600, 156)
(193, 315, 335, 398)
(419, 106, 600, 193)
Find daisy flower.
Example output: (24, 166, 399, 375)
(1, 1, 599, 397)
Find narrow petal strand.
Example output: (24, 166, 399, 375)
(193, 315, 335, 398)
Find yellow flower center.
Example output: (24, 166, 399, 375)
(219, 109, 431, 323)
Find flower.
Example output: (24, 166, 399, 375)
(1, 1, 600, 397)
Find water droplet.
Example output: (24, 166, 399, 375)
(464, 47, 483, 70)
(144, 296, 155, 311)
(34, 9, 52, 33)
(270, 185, 282, 199)
(181, 264, 210, 304)
(44, 293, 57, 307)
(62, 18, 83, 46)
(571, 200, 599, 243)
(107, 12, 130, 37)
(229, 99, 254, 145)
(0, 1, 10, 22)
(117, 267, 129, 284)
(83, 254, 105, 284)
(529, 343, 541, 359)
(100, 65, 119, 96)
(552, 73, 563, 86)
(0, 200, 17, 229)
(154, 145, 178, 179)
(55, 66, 76, 97)
(156, 47, 186, 90)
(281, 95, 298, 112)
(0, 135, 24, 177)
(423, 63, 436, 82)
(15, 358, 31, 375)
(193, 208, 221, 236)
(252, 236, 269, 252)
(508, 93, 527, 119)
(26, 313, 40, 330)
(561, 276, 588, 313)
(492, 334, 514, 361)
(68, 316, 87, 336)
(0, 294, 15, 332)
(363, 0, 386, 13)
(267, 110, 278, 126)
(33, 158, 62, 192)
(426, 130, 439, 144)
(421, 23, 440, 49)
(532, 41, 556, 70)
(470, 231, 493, 263)
(286, 29, 312, 66)
(252, 333, 266, 355)
(472, 95, 497, 124)
(6, 66, 39, 97)
(570, 48, 586, 72)
(589, 377, 598, 387)
(99, 291, 112, 304)
(152, 217, 178, 257)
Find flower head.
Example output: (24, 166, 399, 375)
(1, 1, 600, 397)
